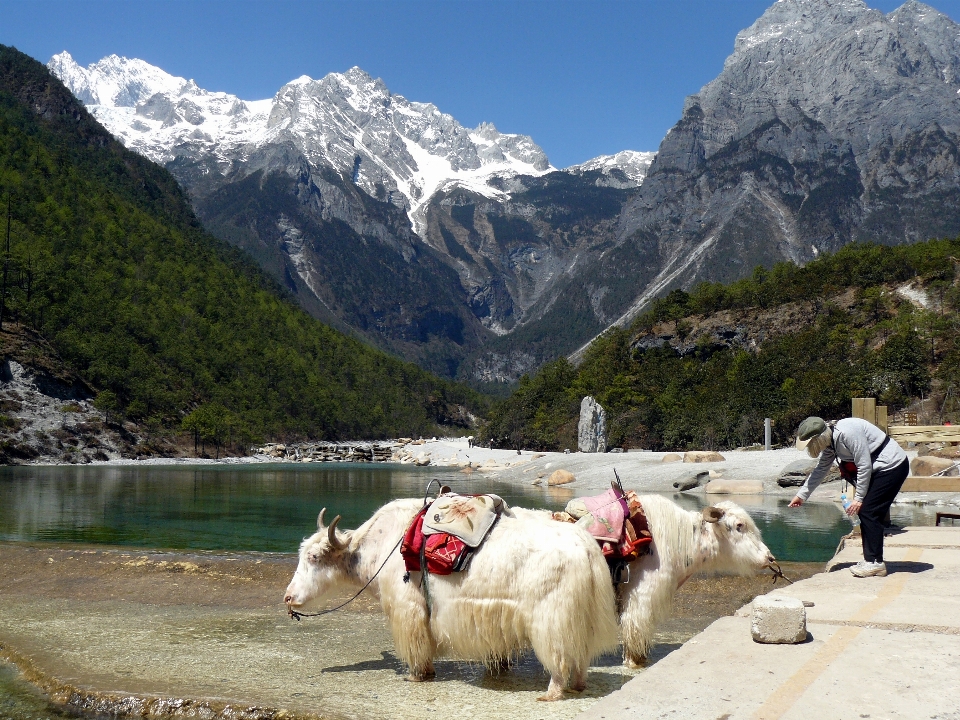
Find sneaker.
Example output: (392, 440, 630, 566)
(851, 561, 887, 578)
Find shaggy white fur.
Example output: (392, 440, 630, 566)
(285, 498, 620, 701)
(617, 495, 774, 666)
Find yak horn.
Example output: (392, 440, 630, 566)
(327, 514, 344, 549)
(702, 506, 725, 523)
(317, 508, 328, 530)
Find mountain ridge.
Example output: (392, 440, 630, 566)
(50, 51, 655, 382)
(0, 43, 481, 447)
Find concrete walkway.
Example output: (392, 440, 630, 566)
(577, 526, 960, 720)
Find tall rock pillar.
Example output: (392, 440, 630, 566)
(577, 396, 607, 453)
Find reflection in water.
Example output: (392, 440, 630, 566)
(0, 464, 567, 553)
(0, 465, 952, 561)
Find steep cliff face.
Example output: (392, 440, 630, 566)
(606, 0, 960, 333)
(183, 148, 488, 378)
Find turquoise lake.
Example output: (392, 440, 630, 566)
(0, 462, 946, 561)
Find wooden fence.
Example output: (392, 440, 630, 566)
(851, 398, 960, 492)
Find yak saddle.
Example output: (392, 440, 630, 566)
(401, 491, 505, 576)
(554, 481, 653, 565)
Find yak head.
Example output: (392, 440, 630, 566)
(284, 508, 354, 612)
(700, 501, 777, 576)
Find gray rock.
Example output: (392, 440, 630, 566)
(577, 396, 607, 453)
(777, 459, 817, 487)
(752, 594, 808, 644)
(674, 471, 709, 491)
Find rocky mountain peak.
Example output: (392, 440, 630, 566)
(732, 0, 875, 57)
(48, 53, 565, 234)
(680, 0, 960, 165)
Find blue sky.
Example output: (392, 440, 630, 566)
(3, 0, 960, 168)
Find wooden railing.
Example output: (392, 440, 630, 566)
(852, 398, 960, 492)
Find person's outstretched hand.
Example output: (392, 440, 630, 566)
(788, 496, 803, 508)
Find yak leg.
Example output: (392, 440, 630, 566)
(619, 576, 662, 668)
(382, 582, 436, 682)
(537, 675, 566, 702)
(406, 661, 435, 682)
(571, 666, 587, 693)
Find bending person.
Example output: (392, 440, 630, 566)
(788, 416, 908, 577)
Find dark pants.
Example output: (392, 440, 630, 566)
(858, 459, 909, 562)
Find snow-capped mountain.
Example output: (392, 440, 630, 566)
(49, 52, 555, 234)
(565, 150, 656, 187)
(49, 51, 654, 383)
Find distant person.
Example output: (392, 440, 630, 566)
(788, 416, 908, 577)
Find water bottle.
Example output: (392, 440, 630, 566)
(841, 494, 861, 526)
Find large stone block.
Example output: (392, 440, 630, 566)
(661, 453, 683, 463)
(577, 396, 607, 453)
(911, 456, 959, 477)
(751, 595, 807, 644)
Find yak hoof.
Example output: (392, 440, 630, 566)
(405, 667, 435, 682)
(536, 692, 564, 702)
(537, 680, 565, 702)
(623, 655, 646, 670)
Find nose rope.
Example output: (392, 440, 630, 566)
(288, 532, 405, 621)
(289, 480, 440, 621)
(769, 560, 793, 584)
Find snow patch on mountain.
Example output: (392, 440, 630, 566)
(49, 52, 559, 233)
(566, 150, 656, 186)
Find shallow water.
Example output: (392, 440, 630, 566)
(0, 664, 63, 720)
(0, 463, 949, 720)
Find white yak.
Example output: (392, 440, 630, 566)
(283, 499, 620, 701)
(609, 495, 776, 667)
(514, 493, 776, 667)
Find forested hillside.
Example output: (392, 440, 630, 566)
(0, 44, 481, 446)
(482, 241, 960, 451)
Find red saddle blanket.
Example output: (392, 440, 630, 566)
(401, 493, 504, 575)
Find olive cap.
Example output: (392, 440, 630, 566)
(795, 416, 827, 451)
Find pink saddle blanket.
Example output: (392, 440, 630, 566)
(570, 488, 628, 542)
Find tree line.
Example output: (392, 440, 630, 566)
(481, 239, 959, 451)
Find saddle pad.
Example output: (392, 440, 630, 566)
(572, 488, 628, 543)
(422, 493, 504, 547)
(400, 508, 472, 575)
